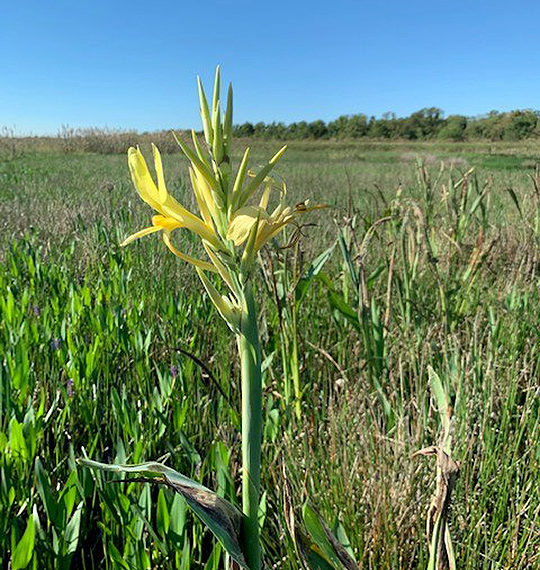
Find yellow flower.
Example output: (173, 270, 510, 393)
(121, 69, 324, 325)
(227, 200, 324, 255)
(121, 145, 222, 271)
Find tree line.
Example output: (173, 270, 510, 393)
(233, 108, 540, 141)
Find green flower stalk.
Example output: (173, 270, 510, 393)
(119, 67, 321, 568)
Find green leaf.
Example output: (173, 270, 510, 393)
(303, 504, 343, 568)
(327, 291, 362, 333)
(12, 515, 35, 570)
(169, 493, 187, 543)
(337, 230, 359, 290)
(505, 187, 523, 218)
(428, 366, 451, 439)
(79, 459, 249, 569)
(156, 489, 170, 537)
(34, 458, 58, 527)
(108, 543, 130, 569)
(331, 520, 357, 563)
(305, 548, 336, 570)
(303, 504, 359, 570)
(9, 418, 28, 462)
(295, 245, 335, 305)
(427, 511, 445, 570)
(63, 501, 83, 557)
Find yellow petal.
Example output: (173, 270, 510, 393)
(227, 206, 269, 246)
(152, 214, 182, 231)
(240, 211, 262, 273)
(160, 198, 221, 248)
(189, 167, 213, 225)
(128, 146, 220, 246)
(128, 147, 163, 212)
(259, 178, 273, 210)
(162, 231, 217, 272)
(151, 144, 168, 203)
(255, 219, 292, 251)
(121, 214, 182, 247)
(120, 225, 163, 247)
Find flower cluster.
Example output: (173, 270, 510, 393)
(122, 68, 320, 329)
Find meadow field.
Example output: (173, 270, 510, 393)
(0, 136, 538, 568)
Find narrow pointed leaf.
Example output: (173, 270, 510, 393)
(223, 83, 233, 145)
(238, 146, 287, 208)
(212, 66, 221, 118)
(295, 245, 335, 305)
(191, 130, 210, 166)
(198, 76, 213, 145)
(172, 131, 219, 192)
(231, 147, 251, 208)
(428, 366, 451, 440)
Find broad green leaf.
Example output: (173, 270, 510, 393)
(79, 459, 248, 569)
(366, 263, 385, 289)
(303, 504, 359, 570)
(108, 543, 130, 569)
(64, 502, 83, 556)
(9, 419, 28, 462)
(331, 519, 357, 563)
(303, 504, 344, 569)
(169, 493, 187, 542)
(12, 515, 35, 570)
(306, 548, 336, 570)
(156, 489, 170, 536)
(59, 471, 78, 521)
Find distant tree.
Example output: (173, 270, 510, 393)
(289, 121, 309, 139)
(346, 114, 368, 137)
(464, 118, 485, 139)
(327, 115, 350, 138)
(368, 113, 394, 138)
(401, 108, 444, 139)
(235, 122, 255, 137)
(307, 120, 328, 138)
(438, 115, 467, 141)
(483, 112, 506, 141)
(504, 110, 538, 140)
(264, 122, 287, 139)
(253, 122, 267, 137)
(234, 108, 539, 141)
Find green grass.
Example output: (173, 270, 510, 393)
(0, 139, 538, 568)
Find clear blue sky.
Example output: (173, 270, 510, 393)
(1, 0, 539, 135)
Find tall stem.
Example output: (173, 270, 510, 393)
(237, 286, 262, 569)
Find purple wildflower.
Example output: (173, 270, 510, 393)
(170, 365, 179, 379)
(66, 378, 75, 397)
(33, 305, 40, 316)
(51, 338, 61, 351)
